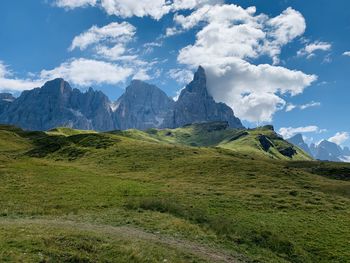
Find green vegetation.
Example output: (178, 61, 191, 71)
(0, 123, 349, 262)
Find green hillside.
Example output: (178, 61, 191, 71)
(0, 124, 349, 262)
(123, 122, 312, 161)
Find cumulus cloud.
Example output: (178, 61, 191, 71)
(173, 4, 316, 122)
(343, 51, 350, 56)
(40, 58, 133, 86)
(56, 0, 222, 19)
(278, 126, 320, 139)
(100, 0, 171, 20)
(297, 41, 332, 59)
(285, 101, 321, 112)
(70, 22, 135, 51)
(263, 7, 306, 64)
(329, 132, 349, 146)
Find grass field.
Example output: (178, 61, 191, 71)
(0, 123, 349, 262)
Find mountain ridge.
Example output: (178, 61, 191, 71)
(0, 66, 243, 131)
(287, 133, 350, 162)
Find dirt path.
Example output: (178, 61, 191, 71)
(0, 218, 242, 263)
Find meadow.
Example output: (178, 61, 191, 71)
(0, 124, 349, 262)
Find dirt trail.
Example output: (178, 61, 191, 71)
(0, 218, 242, 263)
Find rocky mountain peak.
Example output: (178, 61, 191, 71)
(113, 80, 174, 130)
(287, 133, 312, 156)
(293, 134, 303, 141)
(179, 66, 208, 99)
(42, 78, 72, 95)
(164, 66, 243, 129)
(193, 66, 206, 85)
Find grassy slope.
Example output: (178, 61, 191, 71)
(125, 122, 312, 161)
(0, 125, 349, 262)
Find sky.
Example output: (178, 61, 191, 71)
(0, 0, 349, 147)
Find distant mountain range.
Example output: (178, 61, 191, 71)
(0, 66, 243, 131)
(288, 134, 350, 162)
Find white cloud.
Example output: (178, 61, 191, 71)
(329, 132, 349, 146)
(70, 22, 135, 51)
(297, 41, 332, 59)
(95, 44, 138, 61)
(100, 0, 171, 20)
(174, 4, 316, 122)
(55, 0, 97, 9)
(68, 21, 156, 82)
(168, 68, 193, 84)
(143, 42, 163, 54)
(0, 61, 43, 92)
(278, 126, 320, 139)
(343, 51, 350, 56)
(172, 0, 223, 10)
(40, 58, 133, 86)
(285, 101, 321, 112)
(165, 27, 184, 37)
(0, 78, 42, 92)
(133, 68, 151, 81)
(285, 104, 297, 112)
(300, 101, 321, 110)
(263, 7, 306, 64)
(56, 0, 223, 19)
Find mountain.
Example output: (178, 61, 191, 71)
(311, 140, 350, 162)
(316, 140, 343, 161)
(0, 79, 114, 131)
(0, 66, 243, 131)
(286, 134, 350, 162)
(287, 134, 312, 156)
(163, 66, 243, 129)
(113, 80, 174, 130)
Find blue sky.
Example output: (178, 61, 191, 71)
(0, 0, 349, 146)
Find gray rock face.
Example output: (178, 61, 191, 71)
(163, 66, 243, 129)
(287, 134, 312, 156)
(308, 140, 350, 162)
(113, 80, 174, 130)
(0, 79, 114, 131)
(314, 140, 343, 161)
(0, 93, 15, 115)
